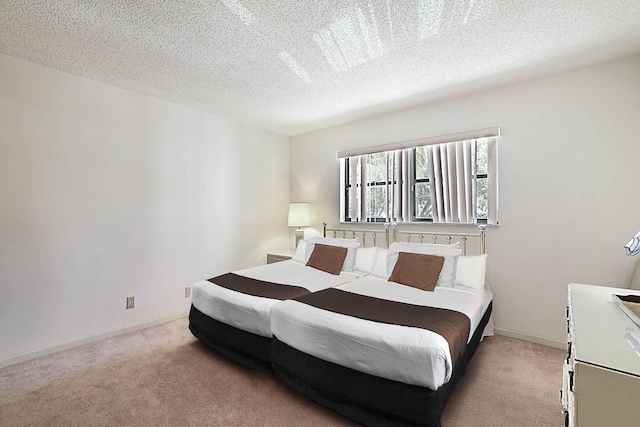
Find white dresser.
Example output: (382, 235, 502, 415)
(562, 283, 640, 426)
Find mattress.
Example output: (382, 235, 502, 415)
(271, 276, 493, 390)
(191, 260, 361, 338)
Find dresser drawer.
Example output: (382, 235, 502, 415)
(561, 391, 574, 427)
(561, 361, 575, 427)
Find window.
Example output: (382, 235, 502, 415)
(413, 145, 432, 220)
(344, 151, 404, 222)
(339, 130, 498, 225)
(476, 139, 489, 221)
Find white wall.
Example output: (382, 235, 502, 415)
(290, 54, 640, 345)
(0, 54, 290, 363)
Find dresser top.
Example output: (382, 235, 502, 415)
(570, 283, 640, 376)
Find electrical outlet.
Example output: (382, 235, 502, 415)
(126, 296, 135, 309)
(185, 287, 192, 298)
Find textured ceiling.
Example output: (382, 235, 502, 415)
(1, 1, 640, 135)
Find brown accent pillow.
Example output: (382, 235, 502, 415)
(388, 252, 445, 291)
(306, 244, 348, 275)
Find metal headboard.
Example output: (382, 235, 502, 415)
(390, 224, 486, 255)
(322, 222, 486, 255)
(323, 222, 390, 248)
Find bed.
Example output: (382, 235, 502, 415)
(188, 227, 387, 369)
(270, 227, 492, 427)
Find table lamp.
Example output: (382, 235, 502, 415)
(288, 202, 310, 249)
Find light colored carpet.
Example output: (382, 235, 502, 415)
(0, 318, 564, 426)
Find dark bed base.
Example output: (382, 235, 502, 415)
(272, 302, 493, 427)
(188, 304, 272, 370)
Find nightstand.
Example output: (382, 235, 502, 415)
(266, 251, 295, 264)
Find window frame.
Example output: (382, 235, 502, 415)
(343, 153, 401, 223)
(340, 131, 498, 225)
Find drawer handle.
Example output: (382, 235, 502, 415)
(569, 370, 574, 392)
(566, 341, 572, 363)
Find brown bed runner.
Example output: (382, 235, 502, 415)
(294, 288, 471, 366)
(209, 273, 311, 300)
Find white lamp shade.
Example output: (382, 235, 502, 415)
(288, 202, 310, 227)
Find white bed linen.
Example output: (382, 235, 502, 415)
(271, 276, 492, 390)
(192, 260, 361, 338)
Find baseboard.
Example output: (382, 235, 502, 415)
(0, 317, 566, 368)
(494, 327, 565, 350)
(0, 312, 189, 369)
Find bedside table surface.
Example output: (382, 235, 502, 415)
(267, 251, 295, 257)
(266, 251, 295, 264)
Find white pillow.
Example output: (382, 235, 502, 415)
(305, 237, 360, 272)
(370, 248, 389, 279)
(387, 242, 462, 288)
(354, 247, 378, 273)
(292, 240, 307, 263)
(455, 254, 487, 289)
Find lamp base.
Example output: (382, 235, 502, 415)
(294, 229, 305, 249)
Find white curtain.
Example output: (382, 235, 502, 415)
(348, 157, 359, 221)
(391, 149, 411, 222)
(427, 140, 476, 223)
